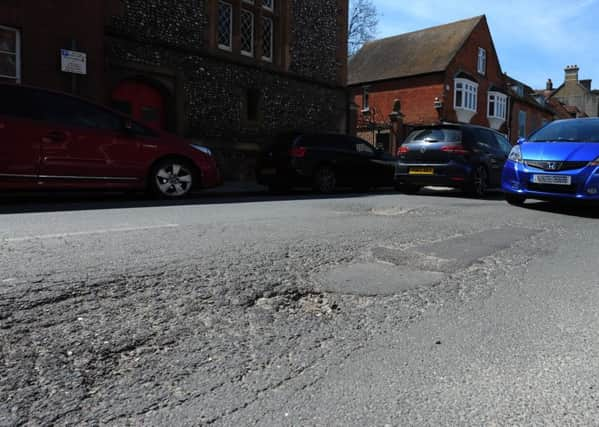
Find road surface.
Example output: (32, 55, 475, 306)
(1, 190, 598, 425)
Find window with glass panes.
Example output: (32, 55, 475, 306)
(454, 79, 478, 112)
(214, 0, 277, 63)
(488, 92, 507, 120)
(217, 1, 233, 51)
(240, 9, 254, 56)
(0, 26, 20, 81)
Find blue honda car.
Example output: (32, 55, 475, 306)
(502, 118, 599, 205)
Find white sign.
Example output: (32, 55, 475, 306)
(60, 49, 87, 75)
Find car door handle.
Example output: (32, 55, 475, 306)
(43, 131, 67, 143)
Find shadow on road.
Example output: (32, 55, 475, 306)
(0, 186, 506, 215)
(517, 199, 599, 219)
(0, 189, 392, 214)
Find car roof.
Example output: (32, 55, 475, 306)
(410, 123, 503, 133)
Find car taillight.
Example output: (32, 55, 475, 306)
(289, 146, 307, 158)
(441, 145, 471, 155)
(397, 146, 409, 156)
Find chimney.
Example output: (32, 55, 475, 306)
(580, 79, 592, 91)
(565, 65, 580, 83)
(546, 78, 553, 91)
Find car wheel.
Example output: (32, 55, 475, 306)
(313, 166, 337, 194)
(151, 158, 195, 199)
(396, 184, 421, 194)
(505, 194, 526, 206)
(468, 166, 488, 197)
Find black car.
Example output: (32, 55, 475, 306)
(256, 133, 397, 193)
(395, 123, 513, 196)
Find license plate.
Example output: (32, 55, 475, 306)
(260, 168, 276, 176)
(532, 174, 572, 185)
(409, 167, 434, 175)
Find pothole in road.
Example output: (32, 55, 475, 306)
(253, 290, 339, 316)
(316, 227, 541, 296)
(375, 227, 541, 273)
(316, 262, 445, 296)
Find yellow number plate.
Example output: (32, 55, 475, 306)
(409, 168, 434, 175)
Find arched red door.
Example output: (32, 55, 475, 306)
(111, 81, 166, 130)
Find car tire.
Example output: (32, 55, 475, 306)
(396, 184, 421, 194)
(150, 158, 196, 199)
(313, 166, 337, 194)
(505, 194, 526, 206)
(467, 166, 488, 198)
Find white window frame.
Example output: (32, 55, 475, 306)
(217, 1, 233, 52)
(477, 47, 486, 76)
(262, 0, 274, 12)
(362, 86, 370, 111)
(487, 91, 507, 120)
(240, 9, 255, 57)
(261, 16, 274, 62)
(0, 25, 21, 81)
(454, 78, 478, 112)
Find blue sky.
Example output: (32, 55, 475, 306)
(375, 0, 599, 89)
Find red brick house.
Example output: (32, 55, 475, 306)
(505, 74, 554, 143)
(348, 15, 509, 154)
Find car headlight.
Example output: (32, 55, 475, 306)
(508, 145, 522, 163)
(589, 156, 599, 166)
(190, 144, 212, 156)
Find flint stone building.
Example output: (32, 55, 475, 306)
(1, 0, 349, 180)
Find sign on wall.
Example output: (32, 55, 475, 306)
(60, 49, 87, 75)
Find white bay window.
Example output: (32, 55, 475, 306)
(487, 91, 508, 130)
(454, 78, 478, 123)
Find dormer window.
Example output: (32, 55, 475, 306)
(477, 47, 486, 76)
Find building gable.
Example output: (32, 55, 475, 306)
(348, 15, 483, 85)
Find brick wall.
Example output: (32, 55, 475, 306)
(350, 73, 445, 127)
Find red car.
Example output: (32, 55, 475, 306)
(0, 84, 221, 198)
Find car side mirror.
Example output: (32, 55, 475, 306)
(516, 137, 526, 145)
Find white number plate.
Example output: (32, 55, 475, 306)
(532, 174, 572, 185)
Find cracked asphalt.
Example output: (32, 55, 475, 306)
(1, 190, 599, 425)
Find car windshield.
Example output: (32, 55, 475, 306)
(404, 128, 461, 144)
(528, 120, 599, 142)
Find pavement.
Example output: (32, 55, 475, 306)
(1, 189, 599, 425)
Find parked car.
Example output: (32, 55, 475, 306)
(502, 118, 599, 205)
(395, 123, 513, 196)
(256, 132, 397, 193)
(0, 84, 221, 198)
